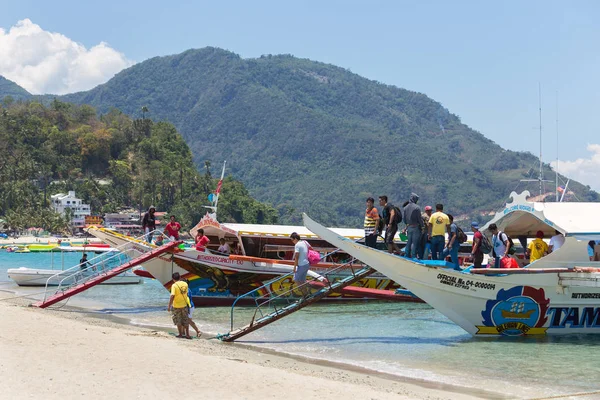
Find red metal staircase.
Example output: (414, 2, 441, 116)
(33, 241, 182, 308)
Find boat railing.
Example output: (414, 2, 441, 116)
(228, 237, 367, 332)
(41, 229, 174, 302)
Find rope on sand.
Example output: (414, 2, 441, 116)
(528, 390, 600, 400)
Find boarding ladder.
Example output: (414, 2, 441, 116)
(217, 243, 376, 342)
(33, 233, 182, 308)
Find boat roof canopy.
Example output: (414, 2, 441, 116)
(190, 214, 365, 240)
(482, 191, 600, 238)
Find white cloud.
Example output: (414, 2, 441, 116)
(0, 19, 133, 94)
(551, 144, 600, 192)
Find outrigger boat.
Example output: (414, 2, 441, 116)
(304, 191, 600, 336)
(87, 213, 416, 306)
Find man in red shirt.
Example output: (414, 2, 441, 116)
(164, 215, 181, 240)
(195, 228, 210, 252)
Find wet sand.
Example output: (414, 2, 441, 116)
(0, 291, 507, 400)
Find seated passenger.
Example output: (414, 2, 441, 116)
(589, 240, 600, 261)
(218, 238, 231, 255)
(527, 231, 548, 263)
(154, 234, 164, 246)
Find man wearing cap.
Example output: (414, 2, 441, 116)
(418, 206, 433, 259)
(527, 231, 548, 263)
(470, 222, 484, 268)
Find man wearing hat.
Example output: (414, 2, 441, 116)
(470, 221, 484, 268)
(527, 231, 548, 263)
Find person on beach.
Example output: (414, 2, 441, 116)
(363, 197, 380, 248)
(379, 196, 401, 254)
(527, 230, 548, 263)
(195, 229, 210, 252)
(402, 193, 423, 258)
(428, 204, 449, 260)
(167, 272, 191, 339)
(218, 238, 231, 254)
(183, 279, 201, 338)
(164, 215, 181, 240)
(142, 206, 157, 243)
(290, 232, 310, 299)
(470, 222, 484, 268)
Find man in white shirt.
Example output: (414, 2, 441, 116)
(290, 232, 310, 299)
(548, 230, 565, 253)
(218, 238, 231, 255)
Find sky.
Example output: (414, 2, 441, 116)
(1, 0, 599, 190)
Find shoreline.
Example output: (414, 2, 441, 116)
(0, 235, 102, 245)
(0, 291, 502, 400)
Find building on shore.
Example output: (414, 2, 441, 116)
(50, 191, 91, 231)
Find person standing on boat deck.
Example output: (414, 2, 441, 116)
(195, 229, 210, 252)
(548, 230, 565, 253)
(167, 272, 191, 339)
(527, 230, 548, 263)
(488, 224, 510, 268)
(164, 215, 181, 240)
(470, 222, 484, 268)
(142, 206, 157, 244)
(442, 214, 460, 269)
(418, 206, 433, 259)
(402, 193, 424, 258)
(428, 204, 450, 260)
(218, 238, 231, 254)
(363, 197, 380, 248)
(379, 196, 401, 254)
(290, 232, 310, 298)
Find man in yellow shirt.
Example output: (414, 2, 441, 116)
(527, 230, 549, 263)
(428, 203, 450, 260)
(167, 272, 191, 339)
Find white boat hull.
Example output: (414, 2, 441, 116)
(304, 214, 600, 336)
(7, 268, 142, 286)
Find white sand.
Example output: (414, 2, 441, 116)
(0, 296, 495, 400)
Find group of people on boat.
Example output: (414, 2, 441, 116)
(363, 194, 577, 270)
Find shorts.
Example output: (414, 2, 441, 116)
(293, 263, 310, 283)
(172, 307, 189, 326)
(385, 225, 398, 244)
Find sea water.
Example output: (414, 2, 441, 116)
(2, 252, 599, 399)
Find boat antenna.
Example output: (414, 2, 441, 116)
(555, 91, 559, 202)
(520, 83, 552, 199)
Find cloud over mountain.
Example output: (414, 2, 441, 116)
(551, 144, 600, 192)
(0, 19, 133, 95)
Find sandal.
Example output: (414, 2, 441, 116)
(175, 335, 184, 338)
(185, 336, 192, 340)
(196, 332, 202, 338)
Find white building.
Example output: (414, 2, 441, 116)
(50, 191, 91, 229)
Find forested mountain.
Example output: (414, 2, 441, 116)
(2, 48, 597, 227)
(0, 99, 278, 231)
(0, 76, 31, 101)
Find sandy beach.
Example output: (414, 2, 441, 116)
(0, 293, 498, 400)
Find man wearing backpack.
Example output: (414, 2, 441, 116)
(379, 196, 401, 254)
(489, 223, 511, 268)
(402, 193, 424, 258)
(442, 214, 461, 270)
(470, 221, 486, 268)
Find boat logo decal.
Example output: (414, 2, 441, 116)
(476, 286, 549, 336)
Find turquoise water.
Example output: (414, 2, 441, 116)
(2, 252, 599, 399)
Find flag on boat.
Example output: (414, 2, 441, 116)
(216, 179, 223, 195)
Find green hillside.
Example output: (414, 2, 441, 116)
(2, 48, 597, 227)
(0, 99, 278, 232)
(0, 76, 31, 101)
